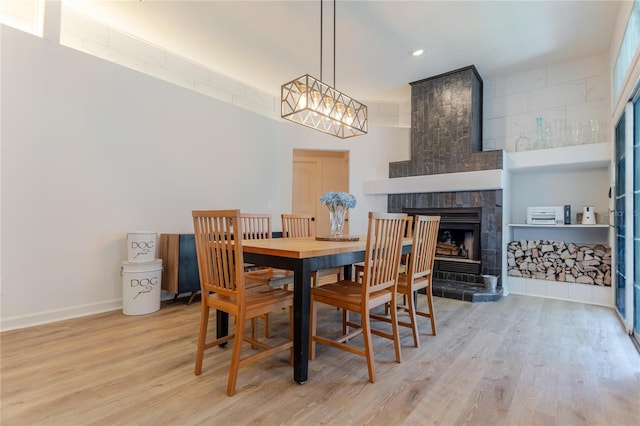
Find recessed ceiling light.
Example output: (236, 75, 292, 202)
(410, 49, 424, 57)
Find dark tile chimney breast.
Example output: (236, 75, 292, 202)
(390, 65, 502, 178)
(388, 65, 503, 287)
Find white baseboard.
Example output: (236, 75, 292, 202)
(0, 299, 122, 332)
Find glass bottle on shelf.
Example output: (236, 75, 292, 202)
(535, 117, 546, 149)
(554, 119, 566, 147)
(515, 132, 530, 152)
(570, 121, 581, 145)
(545, 123, 554, 148)
(590, 119, 600, 144)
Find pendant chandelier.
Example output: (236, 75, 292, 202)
(281, 0, 367, 139)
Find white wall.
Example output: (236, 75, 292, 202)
(0, 26, 409, 330)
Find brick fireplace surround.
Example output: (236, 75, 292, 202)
(387, 66, 503, 301)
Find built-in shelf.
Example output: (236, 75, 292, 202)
(504, 142, 613, 300)
(507, 224, 609, 228)
(507, 224, 609, 245)
(506, 142, 611, 173)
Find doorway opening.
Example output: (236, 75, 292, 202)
(292, 150, 349, 237)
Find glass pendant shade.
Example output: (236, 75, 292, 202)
(281, 74, 368, 139)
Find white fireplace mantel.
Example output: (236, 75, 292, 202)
(362, 169, 505, 195)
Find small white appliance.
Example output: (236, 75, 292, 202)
(582, 206, 596, 225)
(527, 206, 565, 225)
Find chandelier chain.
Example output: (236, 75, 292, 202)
(319, 0, 337, 87)
(320, 0, 323, 82)
(333, 0, 336, 88)
(280, 0, 367, 138)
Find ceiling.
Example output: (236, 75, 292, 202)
(67, 0, 623, 104)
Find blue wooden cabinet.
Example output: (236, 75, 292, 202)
(158, 234, 200, 297)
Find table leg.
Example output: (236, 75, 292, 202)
(216, 310, 228, 347)
(343, 264, 352, 281)
(292, 260, 311, 384)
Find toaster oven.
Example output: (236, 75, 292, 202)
(526, 206, 568, 225)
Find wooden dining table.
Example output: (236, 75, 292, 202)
(216, 235, 411, 384)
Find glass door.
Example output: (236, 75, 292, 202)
(615, 111, 627, 319)
(616, 100, 637, 335)
(634, 98, 640, 343)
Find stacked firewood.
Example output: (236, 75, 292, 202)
(436, 242, 460, 256)
(507, 240, 611, 286)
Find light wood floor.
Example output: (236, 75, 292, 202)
(2, 294, 639, 425)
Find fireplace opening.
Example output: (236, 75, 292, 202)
(437, 228, 474, 259)
(403, 207, 482, 275)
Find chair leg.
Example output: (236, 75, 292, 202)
(250, 318, 256, 344)
(389, 292, 402, 363)
(384, 301, 391, 315)
(361, 308, 376, 383)
(342, 309, 349, 335)
(250, 314, 269, 344)
(405, 290, 420, 348)
(353, 264, 363, 283)
(194, 303, 209, 375)
(227, 313, 246, 397)
(426, 285, 437, 336)
(264, 313, 270, 338)
(309, 298, 317, 360)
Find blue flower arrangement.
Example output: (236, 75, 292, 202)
(320, 191, 357, 209)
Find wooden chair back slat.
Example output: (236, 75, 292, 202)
(408, 215, 441, 280)
(192, 209, 245, 298)
(282, 213, 341, 287)
(404, 215, 414, 238)
(242, 213, 294, 292)
(239, 213, 272, 240)
(362, 212, 407, 295)
(281, 214, 314, 238)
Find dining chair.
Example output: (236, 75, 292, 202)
(370, 215, 440, 347)
(240, 213, 295, 339)
(240, 213, 294, 287)
(309, 212, 407, 383)
(281, 213, 342, 287)
(353, 215, 413, 283)
(192, 209, 293, 396)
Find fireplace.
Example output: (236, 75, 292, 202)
(403, 207, 482, 276)
(385, 66, 503, 300)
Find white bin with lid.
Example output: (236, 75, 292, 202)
(121, 259, 162, 315)
(126, 231, 158, 262)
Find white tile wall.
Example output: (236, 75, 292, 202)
(495, 68, 547, 97)
(528, 81, 586, 111)
(547, 54, 607, 85)
(484, 91, 528, 120)
(483, 53, 611, 152)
